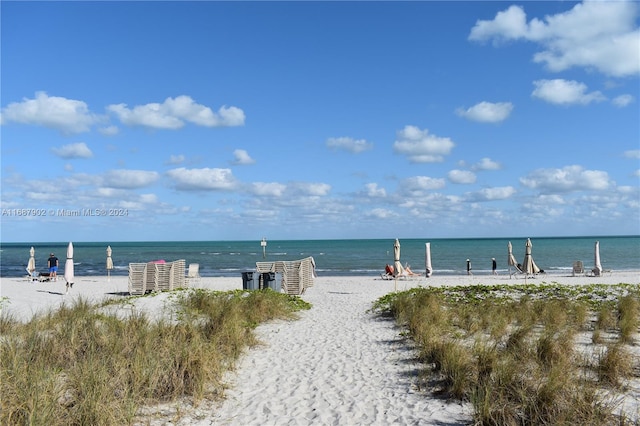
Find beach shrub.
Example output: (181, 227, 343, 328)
(596, 343, 633, 388)
(372, 283, 640, 426)
(0, 290, 309, 425)
(618, 295, 639, 344)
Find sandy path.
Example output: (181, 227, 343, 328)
(202, 278, 471, 426)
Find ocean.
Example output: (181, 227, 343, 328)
(1, 236, 639, 279)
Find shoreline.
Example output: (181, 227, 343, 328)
(1, 273, 638, 424)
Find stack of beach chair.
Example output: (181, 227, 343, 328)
(255, 256, 316, 295)
(128, 259, 186, 295)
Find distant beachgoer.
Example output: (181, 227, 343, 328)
(492, 258, 497, 275)
(466, 259, 472, 275)
(404, 264, 419, 276)
(48, 253, 59, 281)
(385, 264, 394, 275)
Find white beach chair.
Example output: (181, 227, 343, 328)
(154, 262, 172, 292)
(171, 259, 186, 290)
(256, 261, 276, 273)
(186, 263, 201, 285)
(128, 263, 148, 295)
(572, 261, 585, 276)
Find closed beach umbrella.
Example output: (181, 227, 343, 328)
(64, 242, 74, 293)
(106, 245, 113, 281)
(521, 238, 540, 276)
(425, 242, 432, 277)
(507, 241, 518, 277)
(393, 239, 405, 277)
(27, 246, 36, 277)
(594, 241, 602, 276)
(392, 238, 405, 292)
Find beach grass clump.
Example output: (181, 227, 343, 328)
(596, 343, 633, 388)
(618, 295, 639, 343)
(0, 289, 309, 425)
(373, 283, 640, 425)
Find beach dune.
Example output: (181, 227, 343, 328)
(1, 271, 638, 425)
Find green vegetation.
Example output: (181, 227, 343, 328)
(372, 283, 640, 426)
(0, 289, 310, 425)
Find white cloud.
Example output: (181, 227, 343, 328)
(166, 154, 185, 165)
(469, 186, 517, 201)
(472, 157, 502, 171)
(364, 183, 386, 197)
(469, 5, 529, 42)
(612, 94, 635, 107)
(448, 169, 477, 184)
(166, 167, 236, 190)
(401, 176, 446, 197)
(455, 101, 513, 123)
(95, 187, 126, 198)
(365, 208, 397, 219)
(103, 169, 159, 189)
(289, 182, 331, 196)
(233, 149, 256, 165)
(393, 125, 455, 163)
(520, 165, 612, 193)
(469, 2, 640, 77)
(1, 92, 100, 134)
(326, 137, 373, 153)
(250, 182, 286, 197)
(139, 193, 159, 204)
(51, 142, 93, 159)
(624, 150, 640, 159)
(537, 194, 566, 205)
(107, 95, 245, 129)
(532, 79, 606, 105)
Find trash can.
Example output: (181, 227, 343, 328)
(261, 272, 282, 292)
(242, 271, 259, 290)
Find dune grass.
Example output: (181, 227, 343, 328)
(0, 288, 310, 425)
(372, 283, 640, 426)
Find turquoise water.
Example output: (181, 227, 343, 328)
(1, 236, 638, 278)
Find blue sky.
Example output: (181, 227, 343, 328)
(1, 1, 639, 242)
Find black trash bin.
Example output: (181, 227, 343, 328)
(261, 272, 282, 292)
(242, 271, 259, 290)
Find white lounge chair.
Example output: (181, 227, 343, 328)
(572, 261, 585, 276)
(186, 263, 201, 285)
(153, 262, 172, 292)
(128, 263, 148, 295)
(171, 259, 186, 290)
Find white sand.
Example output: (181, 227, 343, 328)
(1, 271, 639, 425)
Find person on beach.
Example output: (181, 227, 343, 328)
(492, 258, 497, 275)
(404, 264, 420, 276)
(466, 259, 472, 275)
(48, 253, 59, 281)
